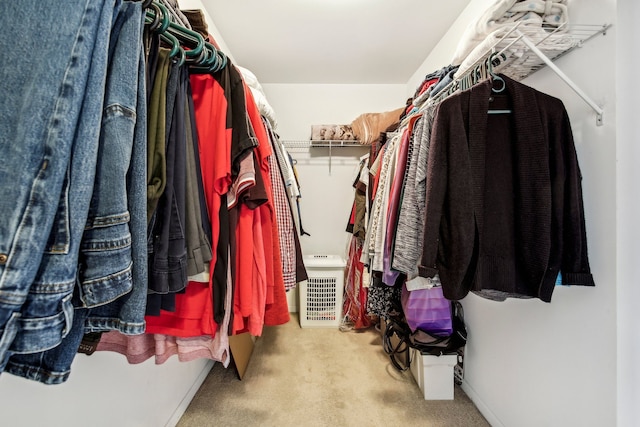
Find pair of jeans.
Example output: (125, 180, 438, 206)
(0, 0, 115, 374)
(4, 0, 148, 384)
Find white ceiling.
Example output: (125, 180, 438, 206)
(202, 0, 471, 84)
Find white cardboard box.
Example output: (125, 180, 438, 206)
(410, 348, 457, 400)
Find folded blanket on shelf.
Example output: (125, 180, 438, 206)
(453, 25, 577, 80)
(452, 0, 569, 66)
(350, 107, 404, 145)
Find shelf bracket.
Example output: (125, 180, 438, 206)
(515, 29, 605, 126)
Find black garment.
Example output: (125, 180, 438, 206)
(367, 272, 402, 320)
(186, 85, 212, 243)
(212, 194, 229, 325)
(144, 31, 160, 105)
(205, 61, 258, 324)
(293, 225, 308, 283)
(183, 84, 212, 277)
(418, 75, 594, 302)
(147, 64, 189, 314)
(228, 65, 258, 179)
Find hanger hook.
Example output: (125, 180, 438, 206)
(487, 52, 506, 93)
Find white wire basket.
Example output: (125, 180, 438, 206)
(299, 255, 346, 328)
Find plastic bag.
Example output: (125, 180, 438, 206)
(401, 283, 452, 336)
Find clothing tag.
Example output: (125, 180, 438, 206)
(406, 274, 441, 291)
(362, 269, 371, 288)
(77, 332, 103, 355)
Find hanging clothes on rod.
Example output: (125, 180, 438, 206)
(345, 38, 596, 336)
(0, 0, 304, 382)
(97, 2, 303, 368)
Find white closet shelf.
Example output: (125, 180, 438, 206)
(280, 140, 368, 175)
(491, 24, 610, 80)
(474, 23, 611, 125)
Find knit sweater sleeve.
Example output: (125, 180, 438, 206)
(557, 106, 595, 286)
(417, 97, 476, 300)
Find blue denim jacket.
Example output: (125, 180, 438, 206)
(0, 0, 116, 372)
(80, 1, 148, 334)
(3, 1, 148, 384)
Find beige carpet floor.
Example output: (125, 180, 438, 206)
(177, 314, 489, 427)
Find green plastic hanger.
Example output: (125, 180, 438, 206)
(145, 3, 184, 64)
(167, 23, 204, 60)
(144, 0, 228, 73)
(145, 2, 169, 35)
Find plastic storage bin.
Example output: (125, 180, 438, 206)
(299, 255, 346, 328)
(410, 348, 458, 400)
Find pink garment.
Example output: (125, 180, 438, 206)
(95, 333, 156, 364)
(96, 332, 229, 365)
(383, 115, 421, 285)
(96, 256, 234, 366)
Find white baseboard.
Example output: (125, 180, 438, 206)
(286, 286, 298, 313)
(461, 380, 505, 427)
(165, 360, 215, 427)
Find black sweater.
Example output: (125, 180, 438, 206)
(418, 74, 594, 302)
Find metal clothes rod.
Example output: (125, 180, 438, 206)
(280, 139, 363, 147)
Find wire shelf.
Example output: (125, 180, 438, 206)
(279, 140, 369, 174)
(427, 22, 611, 126)
(491, 23, 611, 81)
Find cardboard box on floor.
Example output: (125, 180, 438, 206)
(229, 333, 255, 380)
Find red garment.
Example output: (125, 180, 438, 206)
(144, 281, 215, 337)
(343, 236, 371, 329)
(264, 193, 289, 327)
(233, 85, 289, 335)
(347, 200, 356, 228)
(245, 88, 289, 328)
(232, 153, 265, 335)
(417, 77, 439, 97)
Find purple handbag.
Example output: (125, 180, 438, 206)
(401, 283, 452, 336)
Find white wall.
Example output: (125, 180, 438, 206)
(615, 0, 640, 425)
(0, 355, 212, 427)
(261, 83, 406, 311)
(406, 0, 496, 94)
(408, 0, 618, 426)
(180, 0, 236, 64)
